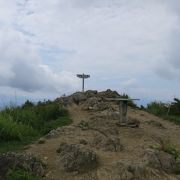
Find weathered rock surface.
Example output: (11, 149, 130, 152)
(71, 92, 87, 104)
(57, 143, 98, 173)
(97, 89, 120, 98)
(0, 153, 46, 179)
(143, 148, 176, 173)
(97, 161, 163, 180)
(127, 118, 140, 128)
(45, 126, 77, 139)
(92, 134, 123, 152)
(147, 120, 165, 129)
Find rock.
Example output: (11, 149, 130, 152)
(71, 92, 87, 104)
(84, 90, 98, 98)
(82, 96, 115, 112)
(82, 97, 102, 110)
(77, 120, 89, 130)
(143, 149, 176, 173)
(0, 153, 46, 179)
(97, 89, 120, 98)
(127, 118, 140, 128)
(45, 126, 76, 139)
(97, 161, 162, 180)
(56, 96, 74, 106)
(57, 143, 98, 173)
(147, 120, 165, 129)
(92, 134, 123, 152)
(79, 139, 88, 145)
(38, 138, 46, 144)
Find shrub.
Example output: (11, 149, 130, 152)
(175, 162, 180, 174)
(147, 101, 167, 116)
(153, 138, 180, 160)
(6, 169, 40, 180)
(0, 114, 38, 141)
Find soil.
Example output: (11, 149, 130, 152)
(26, 103, 180, 180)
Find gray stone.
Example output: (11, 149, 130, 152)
(71, 92, 87, 104)
(57, 143, 98, 173)
(97, 161, 162, 180)
(143, 149, 176, 173)
(92, 134, 123, 152)
(0, 153, 46, 179)
(127, 118, 140, 128)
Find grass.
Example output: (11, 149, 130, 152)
(175, 162, 180, 174)
(6, 169, 40, 180)
(164, 115, 180, 125)
(0, 100, 72, 154)
(146, 101, 180, 125)
(0, 114, 38, 141)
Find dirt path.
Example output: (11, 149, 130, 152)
(26, 104, 180, 180)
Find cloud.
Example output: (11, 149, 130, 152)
(0, 26, 78, 94)
(0, 0, 180, 101)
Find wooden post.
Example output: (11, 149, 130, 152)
(76, 73, 90, 92)
(119, 101, 128, 125)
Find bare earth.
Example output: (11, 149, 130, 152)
(26, 103, 180, 180)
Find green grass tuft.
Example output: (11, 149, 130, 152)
(6, 169, 40, 180)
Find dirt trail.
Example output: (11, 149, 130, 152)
(26, 104, 180, 180)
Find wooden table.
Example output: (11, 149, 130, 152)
(105, 98, 140, 125)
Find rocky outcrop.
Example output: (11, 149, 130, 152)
(127, 118, 140, 128)
(55, 89, 121, 107)
(57, 143, 98, 173)
(97, 89, 120, 98)
(71, 92, 87, 104)
(0, 153, 46, 179)
(143, 148, 176, 173)
(97, 161, 163, 180)
(92, 134, 123, 152)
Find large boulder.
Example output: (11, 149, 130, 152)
(143, 149, 176, 173)
(57, 143, 98, 173)
(0, 153, 46, 179)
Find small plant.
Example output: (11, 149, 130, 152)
(175, 162, 180, 174)
(6, 169, 40, 180)
(152, 138, 180, 159)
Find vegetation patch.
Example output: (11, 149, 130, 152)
(0, 100, 71, 153)
(6, 168, 40, 180)
(146, 98, 180, 125)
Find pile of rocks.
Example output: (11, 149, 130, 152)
(56, 89, 121, 107)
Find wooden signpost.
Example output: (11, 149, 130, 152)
(77, 73, 90, 92)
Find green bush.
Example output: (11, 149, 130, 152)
(154, 138, 180, 159)
(6, 169, 40, 180)
(0, 100, 71, 153)
(146, 100, 180, 125)
(0, 114, 38, 141)
(147, 101, 167, 116)
(2, 101, 69, 131)
(175, 162, 180, 174)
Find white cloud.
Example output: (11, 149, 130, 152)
(0, 0, 180, 101)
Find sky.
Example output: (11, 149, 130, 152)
(0, 0, 180, 106)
